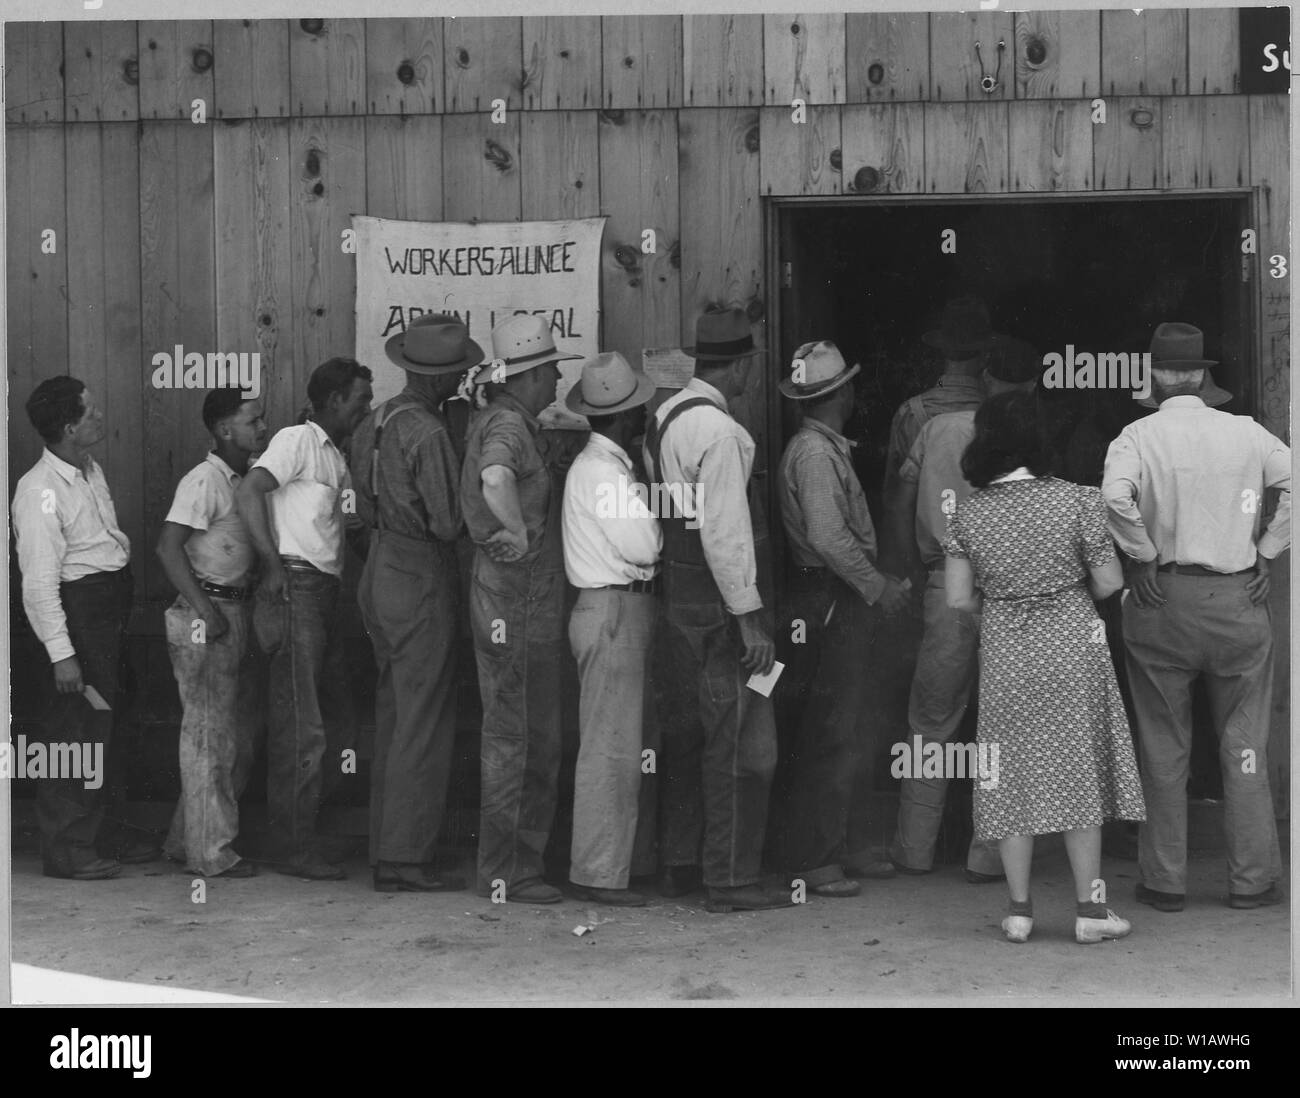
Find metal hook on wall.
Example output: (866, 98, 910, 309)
(974, 39, 1007, 94)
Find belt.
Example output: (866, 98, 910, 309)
(200, 579, 253, 601)
(61, 566, 130, 588)
(600, 577, 661, 595)
(281, 556, 331, 575)
(1157, 563, 1253, 578)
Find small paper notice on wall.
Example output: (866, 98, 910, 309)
(746, 661, 785, 698)
(642, 348, 695, 390)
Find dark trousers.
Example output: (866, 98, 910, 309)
(359, 531, 459, 866)
(771, 572, 877, 880)
(659, 560, 777, 888)
(254, 568, 354, 865)
(470, 551, 565, 891)
(37, 567, 133, 873)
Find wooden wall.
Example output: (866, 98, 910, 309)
(6, 11, 1290, 610)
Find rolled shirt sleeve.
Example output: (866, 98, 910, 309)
(1256, 428, 1292, 560)
(697, 436, 762, 615)
(14, 488, 74, 663)
(1101, 432, 1158, 563)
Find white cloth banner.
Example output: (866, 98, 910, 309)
(354, 215, 606, 428)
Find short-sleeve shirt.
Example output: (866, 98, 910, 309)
(252, 420, 353, 576)
(944, 477, 1116, 598)
(900, 409, 976, 567)
(460, 392, 559, 568)
(165, 452, 254, 586)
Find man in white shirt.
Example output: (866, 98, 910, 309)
(643, 308, 791, 913)
(237, 358, 373, 880)
(155, 389, 268, 879)
(1102, 322, 1290, 912)
(12, 377, 139, 880)
(561, 352, 662, 906)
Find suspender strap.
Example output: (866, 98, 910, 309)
(643, 396, 717, 566)
(369, 397, 423, 529)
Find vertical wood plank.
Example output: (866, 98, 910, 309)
(212, 19, 290, 118)
(929, 12, 1015, 101)
(1250, 94, 1289, 439)
(444, 17, 522, 114)
(137, 21, 215, 121)
(520, 111, 599, 220)
(923, 101, 1009, 192)
(214, 119, 294, 434)
(840, 102, 925, 194)
(5, 126, 69, 482)
(1014, 11, 1100, 99)
(677, 108, 766, 461)
(1161, 96, 1248, 189)
(289, 18, 365, 116)
(5, 21, 64, 124)
(1093, 96, 1162, 190)
(65, 122, 145, 572)
(1101, 10, 1188, 95)
(597, 110, 680, 366)
(1188, 9, 1241, 95)
(364, 114, 444, 221)
(522, 15, 601, 110)
(441, 112, 522, 222)
(683, 14, 764, 107)
(1008, 100, 1092, 191)
(365, 17, 443, 115)
(602, 15, 683, 109)
(759, 104, 841, 195)
(138, 121, 216, 600)
(765, 14, 846, 105)
(64, 20, 140, 123)
(288, 117, 366, 401)
(845, 13, 929, 103)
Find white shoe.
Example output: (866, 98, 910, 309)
(1001, 915, 1033, 943)
(1076, 909, 1132, 944)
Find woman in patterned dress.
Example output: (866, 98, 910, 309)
(944, 392, 1146, 945)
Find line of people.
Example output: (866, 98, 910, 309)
(12, 299, 1289, 942)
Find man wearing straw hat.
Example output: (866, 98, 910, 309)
(461, 313, 581, 905)
(643, 307, 792, 913)
(350, 314, 483, 893)
(773, 341, 909, 898)
(561, 352, 662, 906)
(1103, 321, 1290, 913)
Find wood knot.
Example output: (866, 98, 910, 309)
(867, 62, 884, 86)
(743, 124, 760, 154)
(312, 181, 325, 197)
(668, 240, 681, 270)
(147, 39, 157, 51)
(484, 139, 513, 173)
(829, 147, 842, 171)
(790, 22, 801, 35)
(854, 166, 881, 192)
(397, 61, 415, 85)
(613, 244, 639, 269)
(242, 20, 251, 28)
(1025, 37, 1048, 67)
(1129, 107, 1154, 129)
(260, 314, 273, 327)
(123, 58, 139, 86)
(455, 48, 471, 69)
(300, 19, 325, 36)
(623, 56, 635, 69)
(559, 49, 570, 59)
(192, 47, 213, 73)
(305, 149, 321, 176)
(599, 109, 625, 125)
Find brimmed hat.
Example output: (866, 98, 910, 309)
(986, 334, 1041, 384)
(565, 351, 655, 416)
(488, 313, 582, 378)
(1136, 322, 1230, 408)
(923, 296, 996, 358)
(779, 340, 860, 400)
(384, 313, 485, 375)
(684, 308, 762, 361)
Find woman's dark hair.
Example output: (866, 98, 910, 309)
(307, 357, 372, 414)
(961, 390, 1050, 489)
(26, 376, 87, 445)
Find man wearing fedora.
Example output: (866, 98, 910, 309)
(461, 313, 581, 905)
(1103, 321, 1289, 913)
(772, 341, 910, 898)
(888, 336, 1041, 880)
(644, 307, 791, 913)
(349, 314, 482, 893)
(561, 352, 662, 906)
(881, 296, 991, 574)
(237, 357, 374, 880)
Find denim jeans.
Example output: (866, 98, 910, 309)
(659, 560, 777, 888)
(568, 587, 657, 889)
(37, 567, 133, 873)
(359, 531, 459, 866)
(890, 568, 1002, 874)
(470, 551, 565, 891)
(254, 568, 354, 865)
(1124, 573, 1283, 895)
(163, 594, 260, 876)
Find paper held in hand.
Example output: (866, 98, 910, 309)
(746, 661, 785, 698)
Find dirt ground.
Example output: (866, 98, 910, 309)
(9, 843, 1292, 1005)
